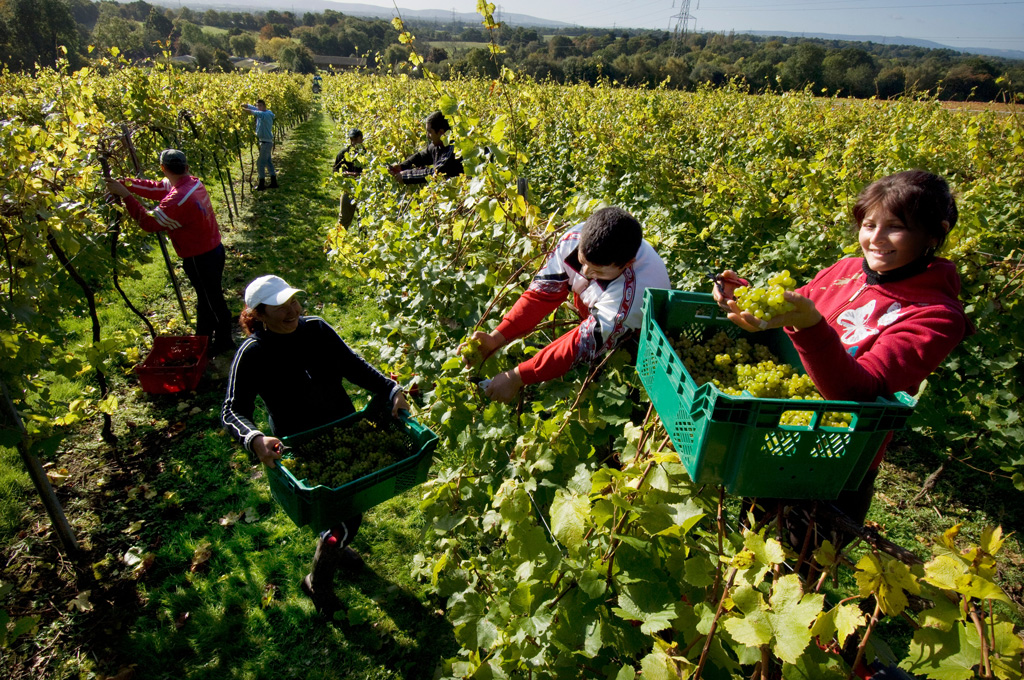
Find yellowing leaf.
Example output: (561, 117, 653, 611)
(939, 523, 963, 550)
(550, 489, 589, 552)
(812, 603, 866, 647)
(813, 540, 838, 569)
(68, 590, 93, 612)
(978, 526, 1005, 557)
(855, 553, 919, 616)
(724, 575, 823, 665)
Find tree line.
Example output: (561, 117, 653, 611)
(1, 0, 1021, 101)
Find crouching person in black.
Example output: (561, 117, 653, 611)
(388, 110, 464, 185)
(221, 274, 408, 617)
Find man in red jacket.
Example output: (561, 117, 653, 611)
(466, 207, 670, 402)
(106, 149, 236, 357)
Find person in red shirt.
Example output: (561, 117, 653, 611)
(466, 207, 670, 402)
(105, 149, 236, 356)
(713, 170, 970, 523)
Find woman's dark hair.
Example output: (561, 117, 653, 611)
(425, 110, 451, 133)
(579, 207, 643, 267)
(239, 304, 266, 336)
(852, 170, 957, 253)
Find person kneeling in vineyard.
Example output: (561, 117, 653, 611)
(387, 111, 463, 185)
(712, 169, 971, 527)
(464, 207, 671, 403)
(333, 128, 363, 228)
(221, 275, 409, 617)
(105, 149, 236, 357)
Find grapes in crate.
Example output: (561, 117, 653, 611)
(669, 330, 852, 428)
(733, 270, 798, 321)
(281, 419, 410, 488)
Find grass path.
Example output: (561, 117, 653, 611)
(0, 111, 456, 680)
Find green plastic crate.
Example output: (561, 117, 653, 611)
(267, 401, 438, 533)
(636, 289, 916, 499)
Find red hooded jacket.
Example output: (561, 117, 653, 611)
(786, 257, 968, 403)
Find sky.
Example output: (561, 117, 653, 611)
(343, 0, 1024, 52)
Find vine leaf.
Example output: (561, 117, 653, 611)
(990, 620, 1024, 680)
(449, 590, 500, 651)
(811, 602, 866, 647)
(922, 554, 1009, 604)
(723, 574, 824, 665)
(899, 621, 980, 680)
(550, 489, 589, 552)
(683, 553, 716, 588)
(639, 644, 690, 680)
(813, 539, 838, 569)
(854, 552, 920, 616)
(735, 530, 787, 585)
(916, 591, 961, 632)
(611, 664, 636, 680)
(612, 582, 684, 635)
(644, 499, 705, 538)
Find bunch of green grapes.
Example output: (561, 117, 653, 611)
(281, 419, 411, 488)
(669, 330, 853, 429)
(460, 336, 483, 366)
(733, 270, 798, 321)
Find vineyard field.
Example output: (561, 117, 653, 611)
(1, 39, 1023, 680)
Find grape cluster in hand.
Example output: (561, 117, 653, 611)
(670, 330, 852, 428)
(281, 418, 410, 489)
(733, 270, 798, 321)
(460, 337, 483, 366)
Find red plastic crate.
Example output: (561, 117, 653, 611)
(135, 336, 209, 394)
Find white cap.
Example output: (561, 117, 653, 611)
(244, 275, 303, 309)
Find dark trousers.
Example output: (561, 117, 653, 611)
(181, 244, 233, 349)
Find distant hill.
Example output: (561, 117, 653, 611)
(739, 29, 1024, 62)
(146, 0, 570, 28)
(141, 0, 1022, 61)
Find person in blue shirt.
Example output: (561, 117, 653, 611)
(241, 99, 277, 190)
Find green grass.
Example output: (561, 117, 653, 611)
(427, 40, 491, 51)
(1, 110, 455, 679)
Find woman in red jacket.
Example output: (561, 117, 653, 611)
(714, 170, 970, 523)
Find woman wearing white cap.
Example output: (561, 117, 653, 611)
(221, 274, 408, 616)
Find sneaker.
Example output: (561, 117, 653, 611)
(301, 574, 343, 617)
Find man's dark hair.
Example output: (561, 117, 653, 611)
(425, 110, 451, 133)
(579, 207, 643, 267)
(257, 99, 267, 108)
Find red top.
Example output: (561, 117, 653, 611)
(119, 176, 222, 258)
(786, 257, 967, 402)
(785, 257, 968, 469)
(496, 224, 670, 384)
